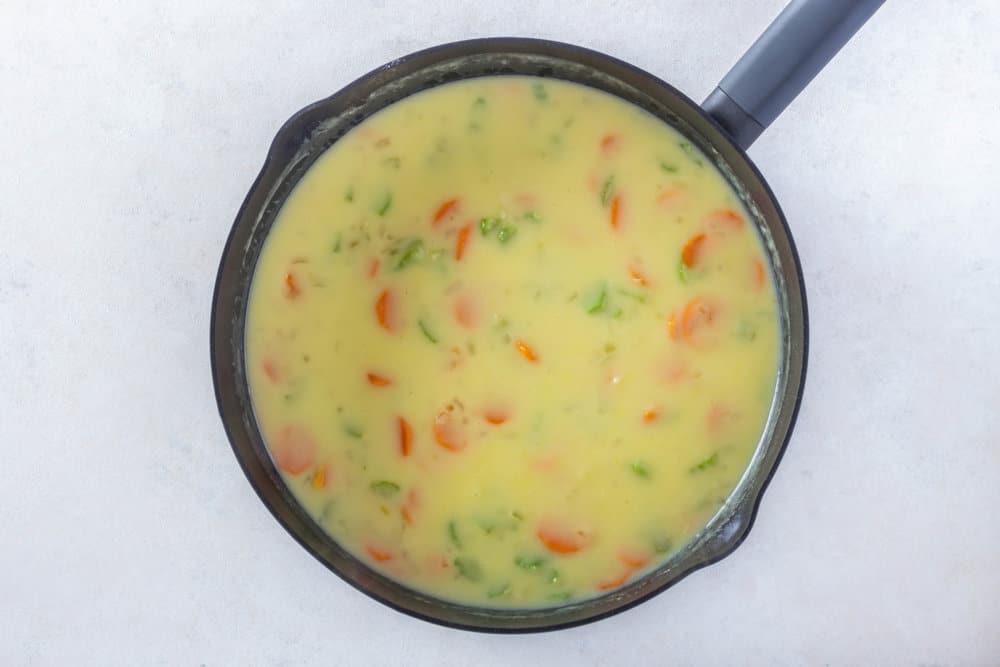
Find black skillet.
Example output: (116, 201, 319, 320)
(211, 0, 884, 632)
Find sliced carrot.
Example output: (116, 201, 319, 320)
(642, 407, 661, 424)
(681, 233, 707, 268)
(375, 288, 398, 332)
(752, 258, 766, 290)
(538, 522, 591, 555)
(455, 223, 473, 261)
(311, 464, 328, 490)
(367, 372, 393, 387)
(707, 403, 736, 436)
(618, 549, 651, 569)
(667, 311, 680, 340)
(272, 424, 316, 475)
(284, 272, 301, 298)
(398, 416, 413, 457)
(609, 194, 622, 230)
(433, 409, 467, 452)
(515, 339, 539, 363)
(262, 359, 281, 383)
(680, 297, 717, 340)
(401, 489, 419, 525)
(600, 133, 620, 153)
(483, 407, 510, 425)
(705, 208, 744, 233)
(366, 544, 394, 563)
(656, 188, 685, 207)
(628, 265, 650, 287)
(597, 570, 632, 591)
(367, 257, 381, 278)
(453, 294, 478, 329)
(432, 197, 459, 226)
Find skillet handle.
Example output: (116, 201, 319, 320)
(702, 0, 884, 150)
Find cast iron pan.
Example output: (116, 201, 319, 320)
(211, 0, 883, 632)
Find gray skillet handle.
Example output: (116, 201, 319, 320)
(703, 0, 885, 149)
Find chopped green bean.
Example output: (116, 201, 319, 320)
(690, 452, 720, 473)
(370, 480, 400, 497)
(514, 555, 547, 571)
(448, 520, 462, 548)
(375, 192, 393, 216)
(497, 224, 517, 243)
(479, 216, 499, 236)
(630, 461, 651, 479)
(531, 82, 548, 102)
(678, 141, 703, 167)
(418, 319, 438, 344)
(393, 238, 425, 270)
(599, 175, 615, 206)
(454, 556, 483, 581)
(487, 583, 511, 599)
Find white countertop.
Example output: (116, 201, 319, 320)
(2, 1, 999, 664)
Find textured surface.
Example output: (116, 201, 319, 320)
(1, 1, 998, 664)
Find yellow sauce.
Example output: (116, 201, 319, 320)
(246, 76, 779, 607)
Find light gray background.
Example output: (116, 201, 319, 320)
(2, 1, 998, 665)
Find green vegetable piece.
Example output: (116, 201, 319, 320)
(586, 284, 608, 314)
(479, 216, 499, 236)
(736, 320, 758, 341)
(677, 258, 691, 284)
(496, 224, 517, 243)
(548, 591, 572, 602)
(547, 570, 561, 585)
(343, 423, 363, 439)
(523, 211, 542, 223)
(375, 192, 393, 216)
(599, 175, 615, 206)
(487, 582, 511, 599)
(394, 238, 425, 270)
(653, 536, 673, 554)
(370, 480, 400, 497)
(332, 234, 343, 253)
(678, 141, 703, 167)
(691, 452, 720, 473)
(344, 188, 355, 202)
(659, 161, 678, 173)
(454, 556, 483, 581)
(531, 82, 548, 102)
(514, 555, 547, 571)
(448, 521, 462, 548)
(630, 461, 651, 479)
(473, 96, 487, 108)
(418, 319, 438, 344)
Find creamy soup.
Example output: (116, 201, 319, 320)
(246, 76, 779, 607)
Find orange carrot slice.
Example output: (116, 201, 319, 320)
(398, 416, 413, 457)
(537, 522, 591, 555)
(483, 407, 510, 425)
(752, 258, 766, 290)
(375, 288, 398, 332)
(311, 464, 328, 490)
(681, 297, 716, 340)
(642, 407, 661, 424)
(706, 403, 736, 436)
(284, 272, 301, 298)
(433, 409, 466, 452)
(600, 133, 620, 153)
(455, 223, 473, 261)
(629, 265, 650, 287)
(597, 570, 632, 591)
(272, 425, 316, 475)
(366, 544, 394, 563)
(262, 359, 281, 383)
(401, 489, 419, 525)
(618, 549, 650, 569)
(609, 194, 622, 230)
(681, 233, 707, 268)
(454, 294, 477, 329)
(515, 339, 539, 363)
(367, 372, 393, 387)
(432, 197, 459, 226)
(705, 208, 744, 234)
(367, 257, 381, 278)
